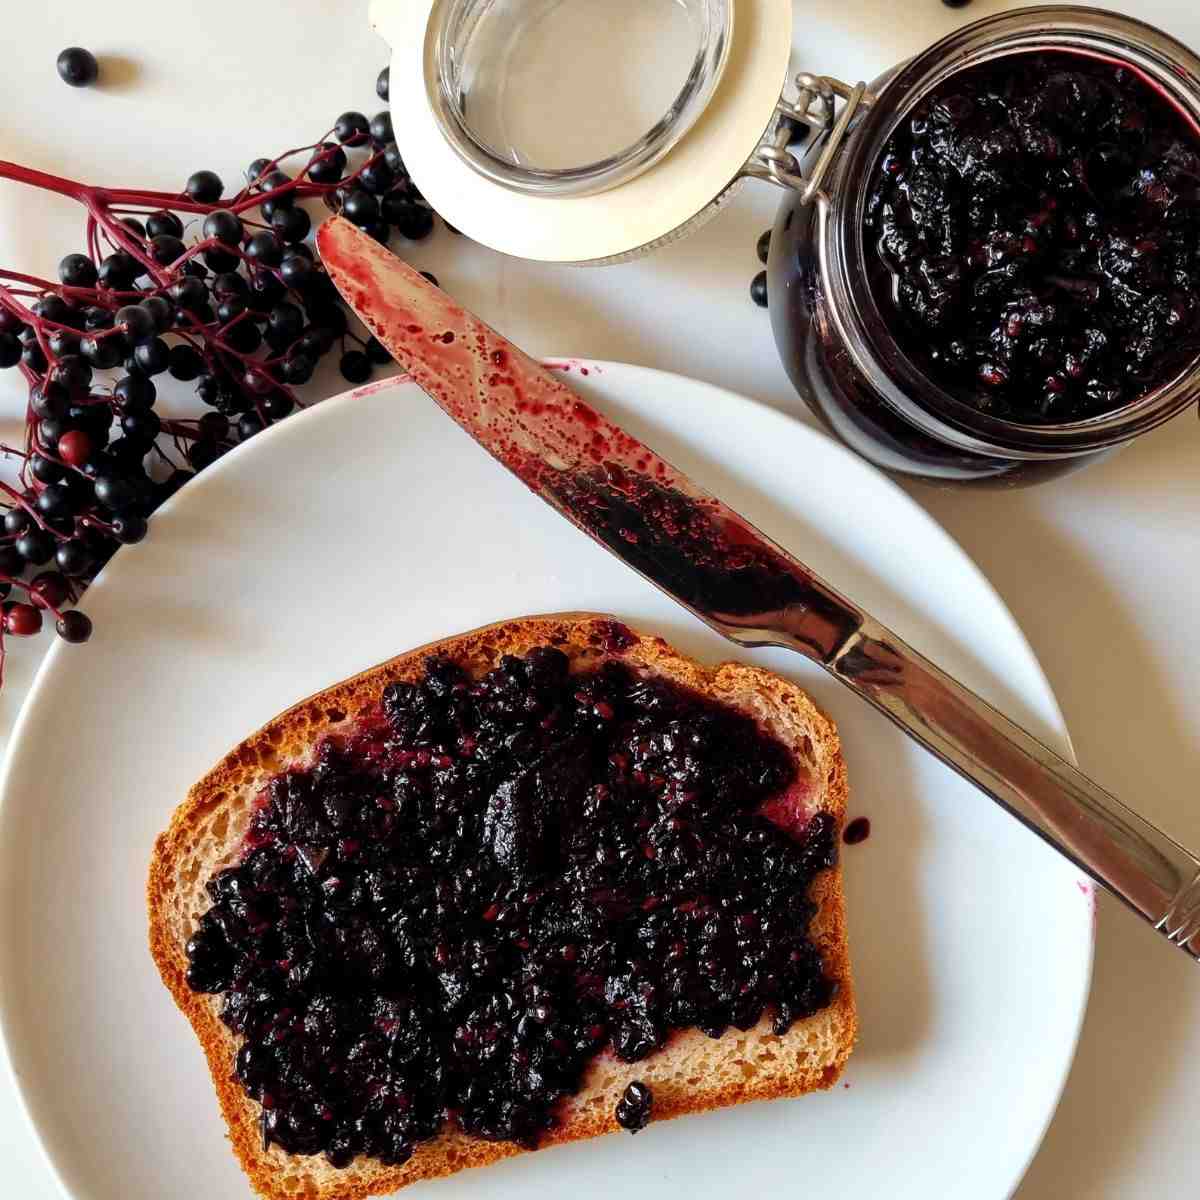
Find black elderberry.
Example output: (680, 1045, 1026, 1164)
(15, 529, 55, 565)
(225, 321, 262, 354)
(3, 508, 31, 536)
(53, 354, 92, 394)
(146, 211, 184, 240)
(82, 308, 114, 335)
(358, 160, 395, 196)
(334, 111, 370, 146)
(263, 392, 294, 420)
(114, 373, 156, 411)
(237, 411, 264, 441)
(115, 304, 154, 341)
(271, 206, 311, 243)
(203, 246, 241, 274)
(56, 610, 93, 643)
(141, 296, 173, 333)
(186, 170, 224, 204)
(34, 295, 74, 325)
(267, 303, 304, 341)
(382, 195, 433, 240)
(203, 210, 244, 246)
(383, 143, 405, 175)
(281, 353, 315, 385)
(307, 143, 347, 185)
(79, 334, 124, 369)
(280, 254, 314, 288)
(168, 275, 209, 311)
(246, 158, 272, 185)
(97, 251, 138, 290)
(187, 440, 221, 470)
(111, 514, 148, 544)
(248, 271, 287, 309)
(59, 253, 97, 287)
(30, 454, 64, 484)
(55, 538, 92, 576)
(369, 111, 394, 147)
(245, 232, 284, 268)
(339, 350, 372, 384)
(93, 472, 138, 512)
(121, 409, 161, 444)
(57, 47, 99, 88)
(168, 344, 205, 381)
(150, 234, 187, 267)
(47, 329, 80, 359)
(34, 483, 76, 521)
(615, 1081, 653, 1133)
(341, 189, 380, 228)
(32, 382, 69, 420)
(133, 337, 171, 376)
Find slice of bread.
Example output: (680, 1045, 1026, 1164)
(148, 613, 855, 1200)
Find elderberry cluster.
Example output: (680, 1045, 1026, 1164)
(0, 64, 442, 666)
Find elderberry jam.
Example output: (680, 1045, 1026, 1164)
(768, 9, 1200, 485)
(185, 638, 837, 1168)
(865, 53, 1200, 423)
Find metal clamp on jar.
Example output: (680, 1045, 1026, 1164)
(372, 2, 1200, 485)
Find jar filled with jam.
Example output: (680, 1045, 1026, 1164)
(769, 7, 1200, 485)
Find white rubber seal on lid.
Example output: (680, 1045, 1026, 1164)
(370, 0, 793, 264)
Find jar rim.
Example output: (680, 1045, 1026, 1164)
(830, 4, 1200, 458)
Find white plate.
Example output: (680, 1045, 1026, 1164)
(0, 362, 1092, 1200)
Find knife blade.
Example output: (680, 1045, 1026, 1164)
(318, 214, 1200, 960)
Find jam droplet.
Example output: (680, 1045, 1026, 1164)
(843, 817, 870, 845)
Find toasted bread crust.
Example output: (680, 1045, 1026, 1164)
(148, 614, 855, 1200)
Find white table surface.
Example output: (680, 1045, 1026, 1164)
(1, 1, 1197, 1196)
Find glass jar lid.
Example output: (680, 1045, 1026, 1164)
(371, 0, 795, 263)
(428, 0, 733, 198)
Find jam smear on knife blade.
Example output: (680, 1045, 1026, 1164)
(317, 219, 859, 653)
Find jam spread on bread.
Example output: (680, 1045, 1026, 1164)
(185, 647, 837, 1168)
(866, 53, 1200, 421)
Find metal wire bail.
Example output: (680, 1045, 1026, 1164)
(746, 73, 873, 204)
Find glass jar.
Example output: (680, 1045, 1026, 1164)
(768, 7, 1200, 485)
(375, 0, 794, 263)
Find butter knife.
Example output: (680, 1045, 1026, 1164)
(318, 214, 1200, 960)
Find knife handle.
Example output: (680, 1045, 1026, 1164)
(817, 618, 1200, 959)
